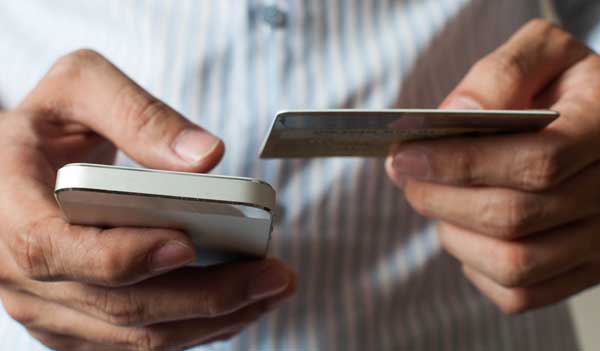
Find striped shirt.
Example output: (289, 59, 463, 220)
(1, 1, 598, 350)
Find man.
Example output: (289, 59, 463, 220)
(0, 0, 598, 350)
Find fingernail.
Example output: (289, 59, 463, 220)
(150, 241, 196, 272)
(172, 128, 221, 164)
(392, 149, 431, 179)
(442, 96, 483, 110)
(248, 264, 290, 300)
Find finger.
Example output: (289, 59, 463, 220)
(6, 254, 295, 326)
(386, 109, 600, 191)
(443, 19, 590, 109)
(1, 287, 280, 351)
(386, 130, 582, 191)
(7, 215, 197, 285)
(439, 220, 600, 288)
(53, 259, 294, 326)
(462, 260, 600, 314)
(402, 163, 600, 237)
(387, 20, 600, 191)
(19, 49, 224, 172)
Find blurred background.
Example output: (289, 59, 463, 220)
(571, 288, 600, 350)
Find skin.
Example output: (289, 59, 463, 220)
(0, 49, 296, 351)
(387, 19, 600, 314)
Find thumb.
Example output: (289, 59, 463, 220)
(19, 49, 224, 172)
(440, 19, 589, 110)
(388, 21, 597, 190)
(7, 216, 197, 286)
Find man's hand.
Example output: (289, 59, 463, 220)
(386, 19, 600, 314)
(0, 49, 296, 350)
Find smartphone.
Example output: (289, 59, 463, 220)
(54, 163, 276, 265)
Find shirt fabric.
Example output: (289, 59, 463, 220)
(0, 1, 595, 350)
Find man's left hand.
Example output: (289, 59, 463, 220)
(386, 19, 600, 314)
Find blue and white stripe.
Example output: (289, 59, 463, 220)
(0, 0, 589, 350)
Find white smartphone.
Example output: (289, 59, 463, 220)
(54, 163, 276, 266)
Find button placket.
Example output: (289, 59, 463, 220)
(258, 4, 288, 28)
(250, 0, 290, 31)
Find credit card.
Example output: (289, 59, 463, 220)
(259, 109, 559, 158)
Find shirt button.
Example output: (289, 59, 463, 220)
(257, 4, 288, 29)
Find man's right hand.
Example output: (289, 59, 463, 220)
(0, 49, 296, 351)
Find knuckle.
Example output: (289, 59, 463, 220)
(0, 259, 15, 287)
(49, 49, 105, 82)
(485, 51, 529, 86)
(518, 144, 565, 191)
(198, 291, 234, 318)
(12, 219, 53, 280)
(125, 327, 168, 351)
(116, 84, 171, 139)
(2, 295, 36, 326)
(524, 18, 559, 35)
(501, 197, 532, 236)
(95, 289, 148, 326)
(96, 250, 134, 286)
(134, 99, 170, 137)
(438, 148, 476, 185)
(496, 245, 536, 287)
(0, 270, 9, 286)
(454, 152, 475, 184)
(478, 193, 532, 237)
(524, 19, 583, 54)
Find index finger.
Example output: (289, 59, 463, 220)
(1, 245, 295, 326)
(18, 49, 224, 173)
